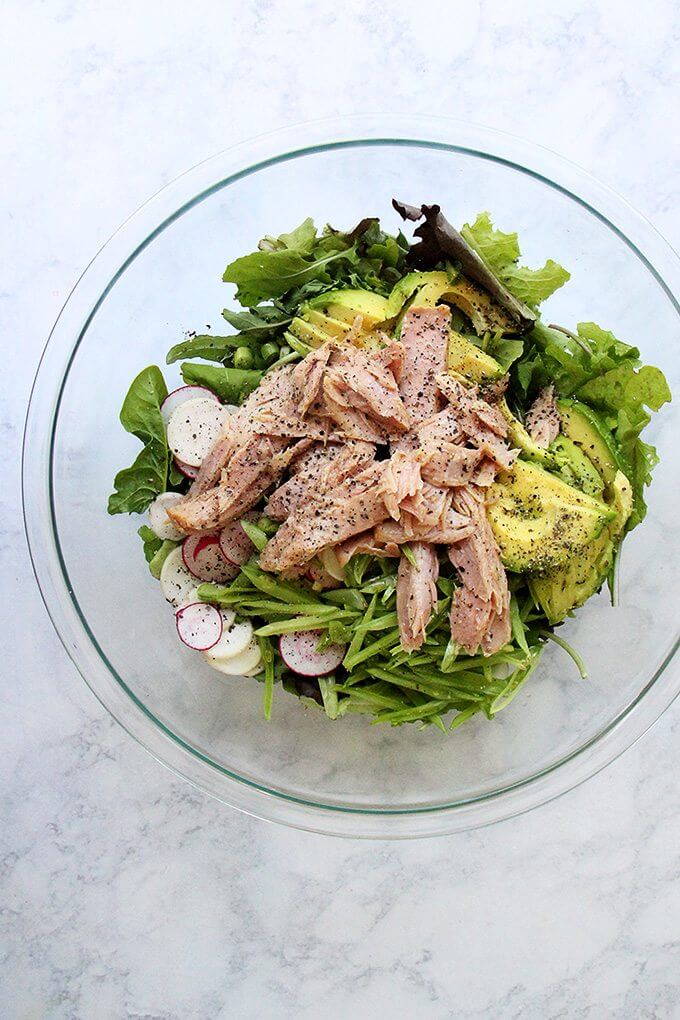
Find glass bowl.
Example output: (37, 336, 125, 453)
(23, 116, 680, 838)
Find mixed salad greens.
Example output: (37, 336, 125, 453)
(109, 201, 670, 731)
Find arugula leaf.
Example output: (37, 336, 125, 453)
(180, 362, 263, 403)
(462, 212, 570, 307)
(221, 305, 292, 337)
(223, 246, 357, 307)
(260, 216, 317, 254)
(486, 335, 524, 372)
(224, 217, 408, 309)
(166, 334, 253, 364)
(108, 366, 168, 514)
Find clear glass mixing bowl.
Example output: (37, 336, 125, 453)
(23, 116, 680, 837)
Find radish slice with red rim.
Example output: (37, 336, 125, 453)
(175, 602, 223, 650)
(219, 512, 259, 566)
(279, 630, 345, 677)
(174, 457, 199, 479)
(182, 535, 239, 583)
(161, 385, 220, 424)
(167, 397, 228, 468)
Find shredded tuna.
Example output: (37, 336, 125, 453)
(398, 305, 450, 427)
(525, 384, 560, 449)
(396, 542, 440, 651)
(321, 341, 410, 441)
(292, 344, 335, 418)
(168, 433, 292, 533)
(266, 440, 375, 521)
(447, 487, 511, 655)
(259, 462, 392, 573)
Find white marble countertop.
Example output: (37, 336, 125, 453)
(2, 1, 679, 1016)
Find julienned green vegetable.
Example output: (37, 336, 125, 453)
(108, 204, 670, 731)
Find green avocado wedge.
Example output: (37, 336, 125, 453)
(556, 398, 623, 485)
(529, 471, 633, 624)
(487, 460, 616, 573)
(305, 288, 390, 328)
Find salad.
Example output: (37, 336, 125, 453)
(109, 200, 670, 731)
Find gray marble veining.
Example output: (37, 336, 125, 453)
(1, 1, 679, 1016)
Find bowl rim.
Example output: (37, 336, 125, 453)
(22, 114, 680, 838)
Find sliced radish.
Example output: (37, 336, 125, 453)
(174, 456, 199, 479)
(148, 491, 185, 541)
(160, 546, 198, 607)
(320, 547, 345, 582)
(175, 602, 223, 650)
(182, 534, 240, 583)
(161, 385, 220, 424)
(243, 658, 264, 677)
(204, 619, 254, 663)
(279, 630, 345, 677)
(205, 639, 262, 677)
(166, 398, 228, 468)
(219, 608, 236, 630)
(219, 512, 259, 566)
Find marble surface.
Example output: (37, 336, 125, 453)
(2, 1, 679, 1016)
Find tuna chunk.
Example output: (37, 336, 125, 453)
(292, 344, 334, 418)
(434, 374, 518, 474)
(259, 462, 392, 573)
(396, 542, 440, 651)
(447, 487, 511, 655)
(266, 440, 375, 521)
(321, 341, 410, 441)
(168, 433, 291, 533)
(398, 306, 450, 427)
(334, 508, 474, 567)
(525, 385, 560, 449)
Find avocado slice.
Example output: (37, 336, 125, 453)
(441, 276, 520, 336)
(386, 270, 520, 337)
(287, 317, 337, 348)
(498, 399, 549, 463)
(447, 330, 504, 382)
(548, 436, 604, 497)
(529, 471, 633, 623)
(487, 460, 616, 573)
(385, 270, 441, 317)
(556, 399, 622, 484)
(303, 309, 352, 338)
(305, 289, 389, 329)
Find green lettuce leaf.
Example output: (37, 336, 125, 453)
(461, 212, 570, 307)
(108, 366, 169, 514)
(501, 260, 571, 307)
(461, 212, 520, 273)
